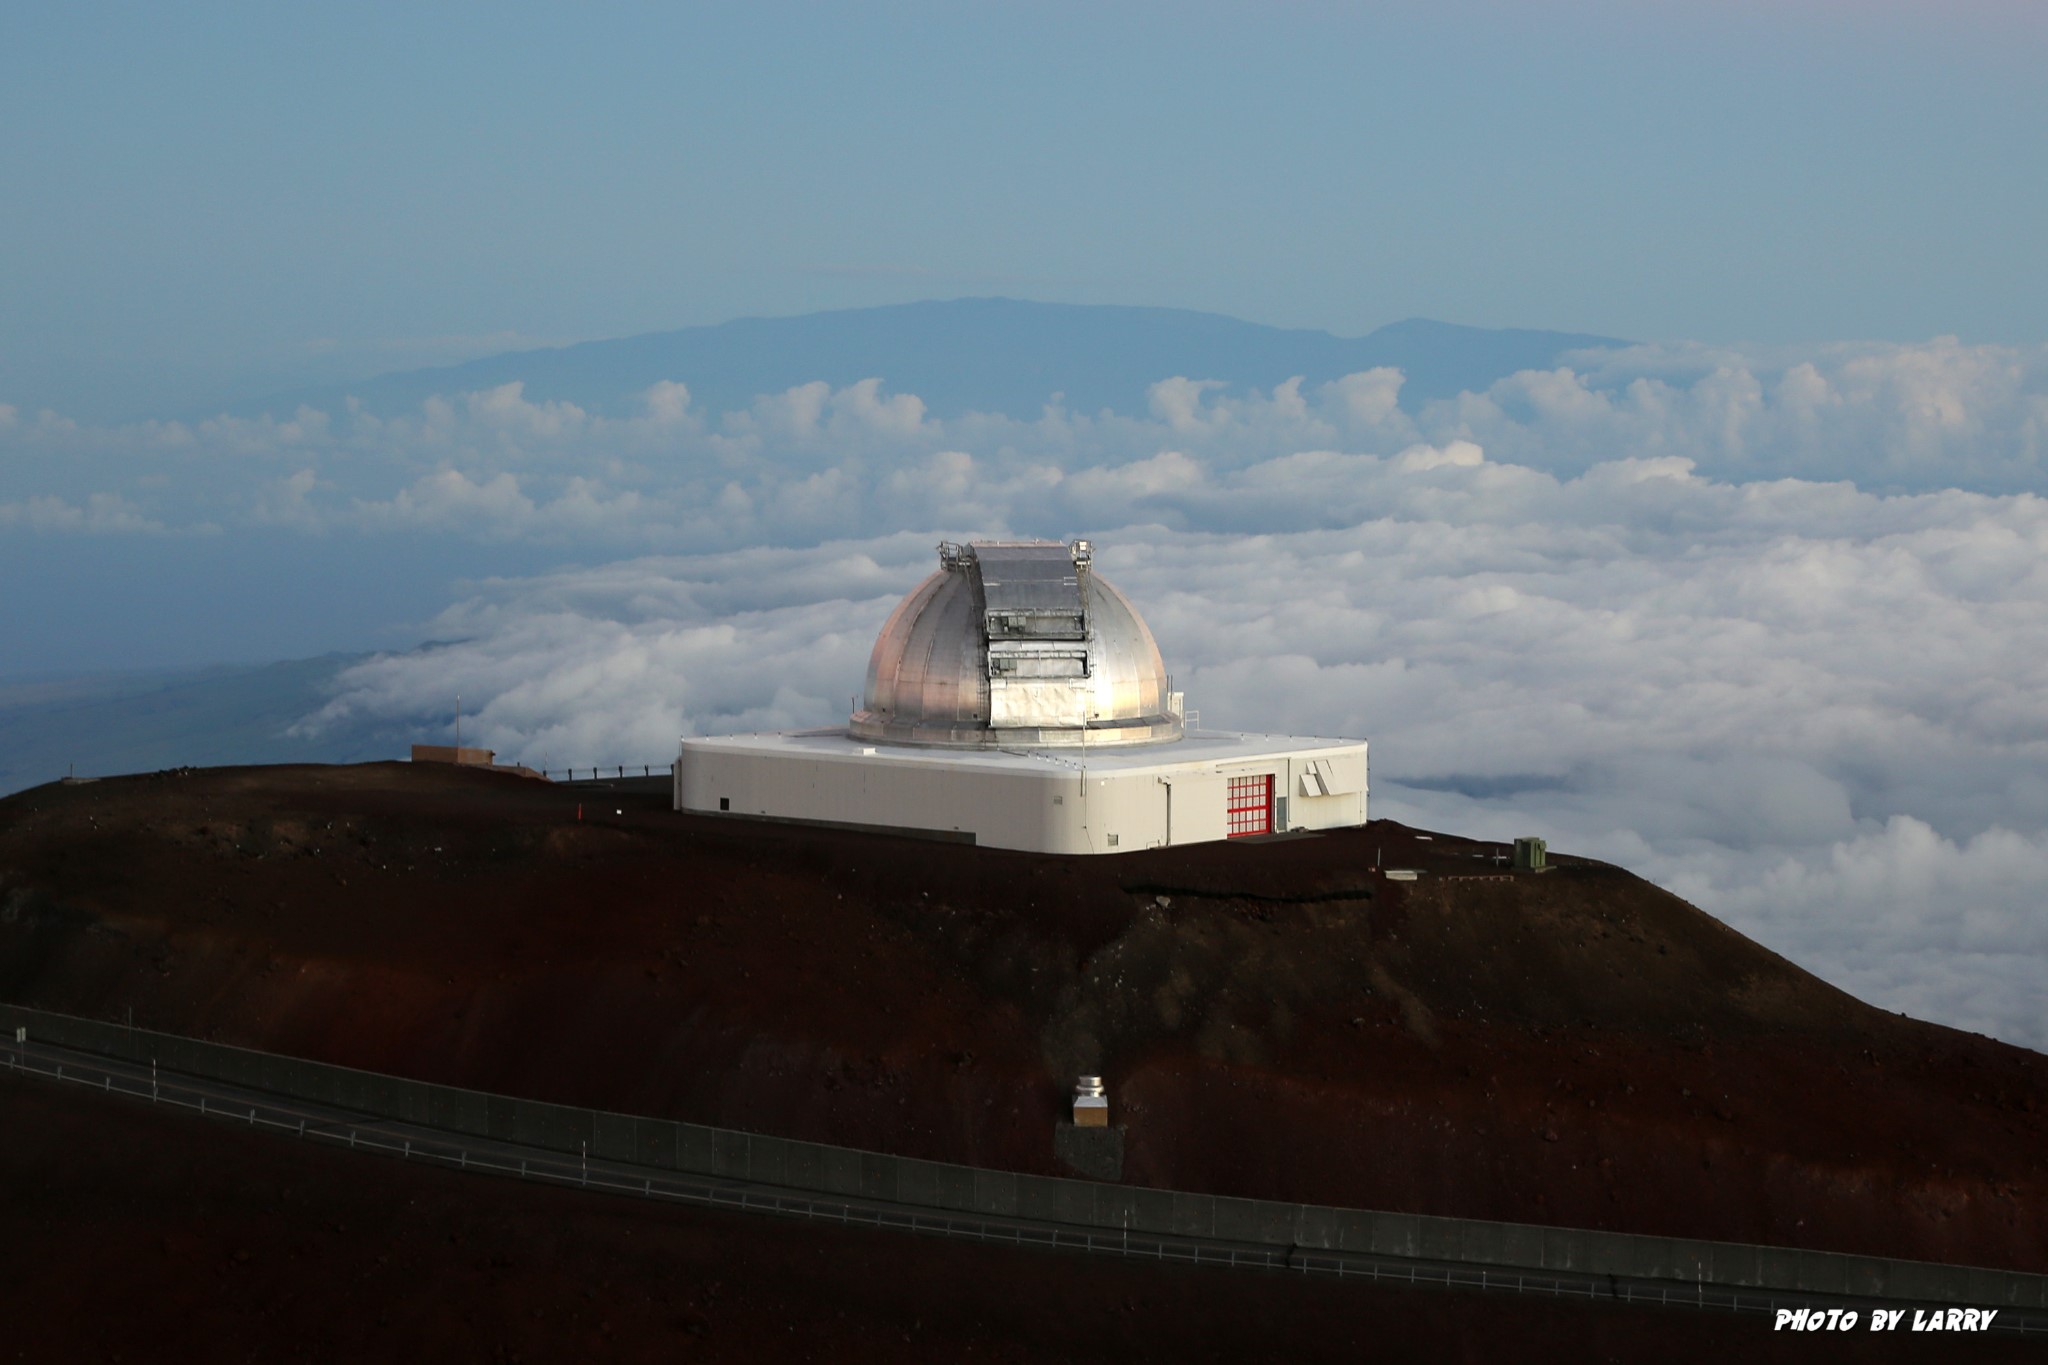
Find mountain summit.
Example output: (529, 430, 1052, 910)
(260, 298, 1626, 420)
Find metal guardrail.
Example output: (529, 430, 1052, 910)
(14, 1037, 2037, 1332)
(539, 764, 671, 783)
(2, 1004, 2044, 1333)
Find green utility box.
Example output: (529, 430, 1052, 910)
(1513, 836, 1548, 871)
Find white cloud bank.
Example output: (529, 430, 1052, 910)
(3, 335, 2047, 546)
(0, 492, 168, 534)
(9, 338, 2047, 1049)
(297, 461, 2048, 1049)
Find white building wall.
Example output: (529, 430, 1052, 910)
(1072, 772, 1166, 853)
(676, 735, 1367, 856)
(678, 746, 1085, 851)
(1285, 747, 1368, 832)
(1162, 771, 1228, 845)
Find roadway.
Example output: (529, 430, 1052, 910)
(4, 1032, 2041, 1336)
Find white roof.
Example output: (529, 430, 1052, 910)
(682, 727, 1364, 778)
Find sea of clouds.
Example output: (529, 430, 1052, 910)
(4, 337, 2045, 1047)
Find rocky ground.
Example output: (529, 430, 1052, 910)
(1, 761, 2042, 1282)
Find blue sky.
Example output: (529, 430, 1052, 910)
(5, 1, 2046, 416)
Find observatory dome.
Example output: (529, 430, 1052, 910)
(849, 540, 1183, 748)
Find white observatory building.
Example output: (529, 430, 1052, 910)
(673, 539, 1367, 854)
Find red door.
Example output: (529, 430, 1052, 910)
(1226, 774, 1273, 838)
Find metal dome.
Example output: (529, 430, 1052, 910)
(848, 540, 1184, 748)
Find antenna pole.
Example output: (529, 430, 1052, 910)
(455, 694, 461, 749)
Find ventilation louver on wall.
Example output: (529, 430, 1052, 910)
(1298, 758, 1358, 797)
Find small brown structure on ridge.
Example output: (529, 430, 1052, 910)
(410, 745, 496, 767)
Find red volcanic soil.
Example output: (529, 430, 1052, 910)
(1, 762, 2044, 1278)
(5, 1074, 2024, 1365)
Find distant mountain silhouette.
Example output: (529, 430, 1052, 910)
(256, 298, 1626, 420)
(0, 655, 403, 796)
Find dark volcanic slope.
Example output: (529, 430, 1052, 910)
(1, 763, 2042, 1276)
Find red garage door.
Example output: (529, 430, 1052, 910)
(1226, 774, 1273, 838)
